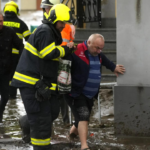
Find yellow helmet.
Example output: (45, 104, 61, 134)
(48, 4, 71, 24)
(4, 1, 20, 16)
(50, 0, 60, 5)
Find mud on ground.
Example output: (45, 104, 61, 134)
(1, 89, 150, 150)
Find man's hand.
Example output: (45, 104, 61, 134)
(67, 42, 74, 48)
(67, 42, 77, 53)
(114, 64, 125, 77)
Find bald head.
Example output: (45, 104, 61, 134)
(88, 34, 105, 43)
(87, 34, 105, 56)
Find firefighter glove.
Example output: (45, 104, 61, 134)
(35, 80, 51, 102)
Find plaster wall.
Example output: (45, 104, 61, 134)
(117, 0, 150, 86)
(21, 0, 36, 10)
(101, 0, 116, 18)
(114, 86, 150, 136)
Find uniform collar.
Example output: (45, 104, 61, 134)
(5, 12, 17, 18)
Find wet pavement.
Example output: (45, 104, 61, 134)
(1, 90, 150, 150)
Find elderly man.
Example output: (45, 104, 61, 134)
(65, 34, 125, 150)
(0, 12, 23, 122)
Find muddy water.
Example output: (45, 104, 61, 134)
(1, 90, 150, 150)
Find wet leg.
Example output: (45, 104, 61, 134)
(70, 124, 78, 135)
(78, 121, 89, 150)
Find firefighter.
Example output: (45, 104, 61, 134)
(18, 0, 55, 144)
(11, 4, 74, 150)
(18, 0, 76, 143)
(40, 0, 54, 20)
(0, 12, 24, 122)
(3, 1, 31, 99)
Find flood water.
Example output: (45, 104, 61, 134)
(1, 89, 150, 150)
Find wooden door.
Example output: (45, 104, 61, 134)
(37, 0, 42, 10)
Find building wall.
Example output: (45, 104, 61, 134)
(117, 0, 150, 86)
(101, 0, 116, 18)
(114, 0, 150, 136)
(21, 0, 36, 10)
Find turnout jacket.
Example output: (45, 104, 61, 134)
(11, 21, 71, 94)
(4, 12, 31, 55)
(4, 12, 31, 41)
(68, 42, 116, 96)
(0, 26, 24, 74)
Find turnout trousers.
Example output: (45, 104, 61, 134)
(9, 57, 18, 98)
(20, 87, 60, 150)
(0, 73, 10, 120)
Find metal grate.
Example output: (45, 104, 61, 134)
(77, 0, 101, 28)
(61, 0, 101, 28)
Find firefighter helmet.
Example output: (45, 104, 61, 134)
(4, 1, 20, 16)
(40, 0, 54, 9)
(48, 4, 71, 24)
(50, 0, 60, 5)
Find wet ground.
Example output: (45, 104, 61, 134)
(1, 89, 150, 150)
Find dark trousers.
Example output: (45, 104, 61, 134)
(0, 74, 10, 117)
(9, 86, 17, 98)
(58, 94, 69, 124)
(9, 59, 18, 98)
(20, 87, 60, 150)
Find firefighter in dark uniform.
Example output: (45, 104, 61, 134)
(18, 0, 54, 144)
(41, 0, 54, 20)
(0, 12, 24, 122)
(11, 4, 73, 150)
(3, 1, 31, 99)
